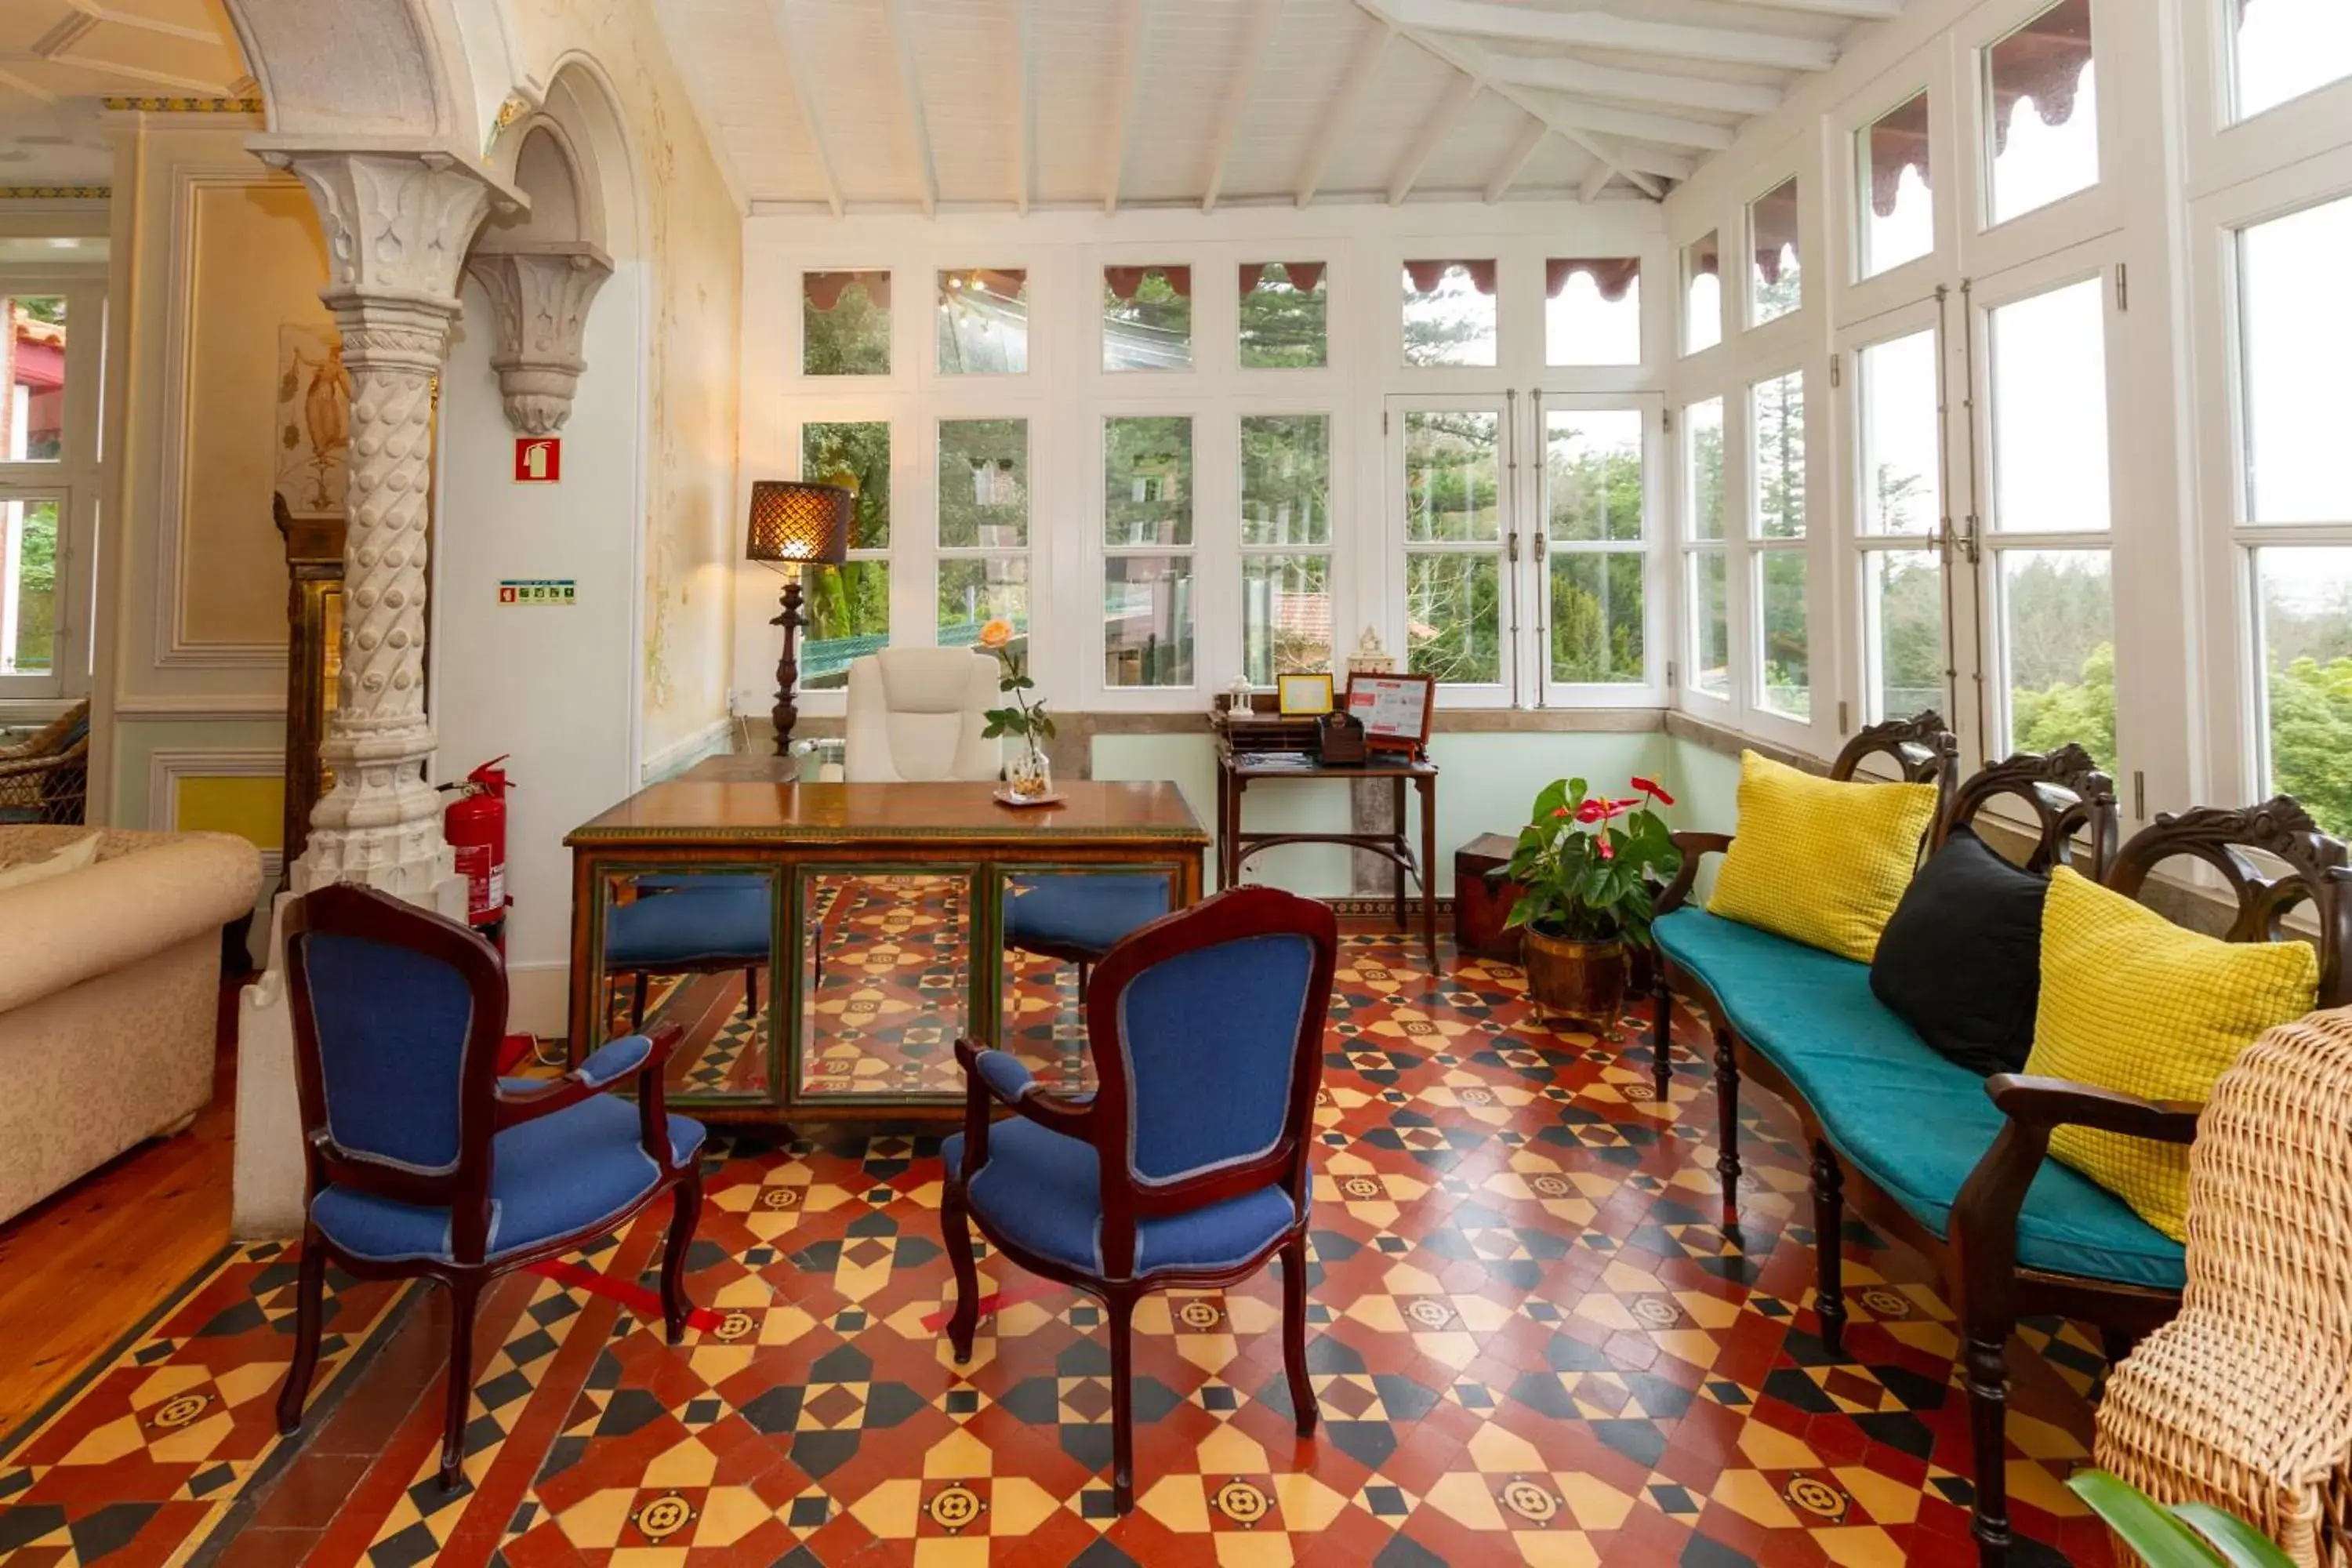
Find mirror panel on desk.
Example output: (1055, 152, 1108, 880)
(793, 867, 982, 1104)
(594, 866, 780, 1105)
(996, 866, 1178, 1092)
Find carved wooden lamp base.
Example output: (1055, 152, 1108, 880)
(770, 572, 806, 757)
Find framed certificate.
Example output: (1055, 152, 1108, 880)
(1276, 672, 1335, 717)
(1345, 673, 1435, 754)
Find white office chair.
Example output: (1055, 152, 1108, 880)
(844, 648, 1002, 782)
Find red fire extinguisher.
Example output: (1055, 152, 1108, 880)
(441, 757, 513, 951)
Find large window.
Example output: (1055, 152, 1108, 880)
(1855, 328, 1946, 723)
(1401, 409, 1503, 684)
(1240, 414, 1332, 682)
(1682, 397, 1729, 700)
(2, 279, 100, 700)
(2230, 0, 2352, 122)
(2239, 192, 2352, 833)
(1751, 371, 1809, 720)
(1543, 408, 1646, 685)
(938, 419, 1029, 660)
(1103, 416, 1194, 687)
(1984, 1, 2098, 227)
(800, 422, 893, 689)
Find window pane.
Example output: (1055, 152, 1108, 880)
(1403, 412, 1500, 543)
(1402, 260, 1497, 368)
(2233, 0, 2352, 122)
(1240, 263, 1327, 368)
(1243, 554, 1331, 684)
(1105, 557, 1194, 686)
(1690, 550, 1730, 698)
(1, 497, 58, 673)
(1750, 180, 1801, 325)
(1985, 1, 2097, 227)
(1406, 554, 1500, 684)
(1686, 398, 1726, 541)
(1859, 92, 1933, 278)
(1866, 550, 1944, 721)
(2002, 549, 2114, 766)
(938, 419, 1026, 550)
(937, 268, 1028, 375)
(2240, 193, 2352, 524)
(1104, 417, 1192, 547)
(1545, 259, 1639, 365)
(1858, 330, 1942, 535)
(1751, 371, 1806, 539)
(803, 271, 890, 376)
(939, 558, 1029, 656)
(1759, 552, 1809, 719)
(1544, 408, 1643, 543)
(2256, 546, 2352, 836)
(803, 561, 891, 690)
(1241, 414, 1330, 546)
(1552, 553, 1643, 685)
(4, 297, 66, 462)
(1682, 233, 1722, 354)
(1102, 266, 1192, 372)
(802, 422, 890, 548)
(1989, 279, 2107, 533)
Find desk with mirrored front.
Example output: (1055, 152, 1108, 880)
(565, 759, 1208, 1123)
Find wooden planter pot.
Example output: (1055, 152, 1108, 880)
(1521, 927, 1628, 1033)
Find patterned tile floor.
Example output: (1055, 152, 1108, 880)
(0, 937, 2118, 1566)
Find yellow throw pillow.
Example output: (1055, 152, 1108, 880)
(1706, 751, 1940, 963)
(2028, 866, 2318, 1242)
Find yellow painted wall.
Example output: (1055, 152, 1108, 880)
(173, 773, 284, 851)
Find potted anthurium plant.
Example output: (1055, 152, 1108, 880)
(977, 619, 1056, 801)
(1504, 775, 1681, 1030)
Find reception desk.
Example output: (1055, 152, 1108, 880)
(565, 759, 1207, 1124)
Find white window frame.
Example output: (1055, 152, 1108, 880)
(1746, 365, 1819, 742)
(1236, 405, 1341, 688)
(1532, 390, 1668, 709)
(0, 268, 103, 707)
(1388, 392, 1518, 710)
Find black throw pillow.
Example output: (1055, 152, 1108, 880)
(1869, 826, 2048, 1076)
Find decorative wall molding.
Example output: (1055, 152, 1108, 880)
(103, 97, 266, 114)
(113, 696, 288, 720)
(147, 746, 287, 880)
(0, 187, 111, 201)
(463, 242, 613, 434)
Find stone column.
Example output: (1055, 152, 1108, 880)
(463, 242, 613, 435)
(259, 149, 509, 912)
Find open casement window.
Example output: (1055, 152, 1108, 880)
(0, 276, 103, 700)
(1841, 305, 1956, 732)
(1393, 397, 1510, 702)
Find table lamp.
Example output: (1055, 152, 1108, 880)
(746, 478, 853, 755)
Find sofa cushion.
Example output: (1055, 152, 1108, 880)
(0, 830, 100, 891)
(2030, 866, 2318, 1243)
(1655, 906, 2186, 1290)
(1707, 751, 1940, 964)
(1870, 826, 2047, 1076)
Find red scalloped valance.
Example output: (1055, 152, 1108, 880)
(1239, 262, 1327, 294)
(1989, 0, 2094, 154)
(1104, 265, 1191, 301)
(1403, 259, 1497, 296)
(1866, 92, 1932, 219)
(1546, 257, 1640, 302)
(804, 270, 891, 311)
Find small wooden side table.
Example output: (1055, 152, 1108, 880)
(1214, 745, 1439, 964)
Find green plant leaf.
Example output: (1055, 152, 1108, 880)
(2172, 1504, 2300, 1568)
(2067, 1472, 2226, 1567)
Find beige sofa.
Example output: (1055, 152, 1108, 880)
(0, 826, 262, 1224)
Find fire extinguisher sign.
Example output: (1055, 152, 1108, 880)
(514, 436, 561, 483)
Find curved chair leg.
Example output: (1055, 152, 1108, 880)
(274, 1226, 328, 1436)
(660, 1166, 702, 1345)
(1812, 1141, 1846, 1356)
(1649, 969, 1673, 1105)
(439, 1277, 482, 1493)
(1713, 1025, 1742, 1237)
(631, 971, 649, 1033)
(1962, 1321, 2013, 1566)
(942, 1184, 979, 1363)
(1281, 1236, 1317, 1437)
(1108, 1291, 1138, 1515)
(745, 966, 760, 1022)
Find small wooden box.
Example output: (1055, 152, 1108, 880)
(1454, 832, 1524, 961)
(1316, 711, 1367, 765)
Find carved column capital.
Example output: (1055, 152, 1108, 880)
(260, 147, 507, 307)
(462, 241, 614, 435)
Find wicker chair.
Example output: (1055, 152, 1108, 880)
(2092, 1008, 2352, 1568)
(0, 699, 89, 826)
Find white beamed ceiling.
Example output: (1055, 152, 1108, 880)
(0, 0, 249, 186)
(654, 0, 1913, 213)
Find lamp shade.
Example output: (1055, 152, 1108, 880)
(746, 480, 853, 568)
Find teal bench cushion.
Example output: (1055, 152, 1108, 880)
(1654, 907, 2185, 1292)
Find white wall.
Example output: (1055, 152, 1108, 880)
(434, 260, 647, 1034)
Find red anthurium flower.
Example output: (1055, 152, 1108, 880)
(1631, 776, 1676, 807)
(1597, 834, 1615, 859)
(1573, 798, 1610, 823)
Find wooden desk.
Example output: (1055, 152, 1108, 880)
(1215, 746, 1439, 963)
(566, 765, 1207, 1124)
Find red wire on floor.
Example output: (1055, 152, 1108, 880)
(526, 1256, 724, 1332)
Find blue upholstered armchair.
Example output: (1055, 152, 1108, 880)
(603, 874, 773, 1032)
(940, 885, 1340, 1512)
(1002, 870, 1173, 995)
(274, 885, 707, 1493)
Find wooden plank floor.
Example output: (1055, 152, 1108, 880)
(0, 990, 238, 1438)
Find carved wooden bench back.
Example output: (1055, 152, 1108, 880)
(1936, 743, 2120, 880)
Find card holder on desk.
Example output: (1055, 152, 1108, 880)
(1316, 711, 1367, 765)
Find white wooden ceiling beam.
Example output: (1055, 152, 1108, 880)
(1014, 0, 1036, 216)
(1477, 50, 1783, 118)
(1711, 0, 1900, 18)
(64, 2, 232, 46)
(11, 49, 228, 93)
(1386, 0, 1838, 71)
(1578, 157, 1616, 203)
(1517, 91, 1735, 151)
(1482, 115, 1546, 203)
(1294, 18, 1389, 209)
(881, 0, 938, 216)
(0, 64, 57, 104)
(1387, 71, 1475, 204)
(766, 0, 844, 217)
(1202, 0, 1283, 212)
(1102, 0, 1149, 213)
